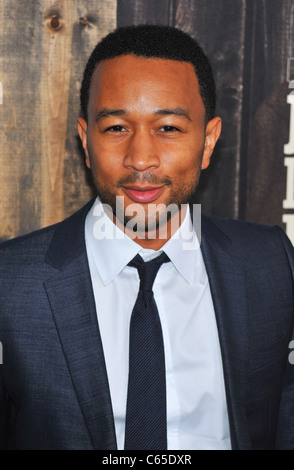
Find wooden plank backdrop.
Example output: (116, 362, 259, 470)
(243, 0, 294, 225)
(1, 0, 294, 241)
(0, 0, 116, 241)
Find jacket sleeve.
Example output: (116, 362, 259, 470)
(274, 226, 294, 449)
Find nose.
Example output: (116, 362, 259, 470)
(123, 129, 160, 171)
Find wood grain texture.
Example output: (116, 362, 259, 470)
(0, 0, 13, 241)
(40, 0, 73, 227)
(63, 0, 117, 219)
(0, 0, 116, 239)
(0, 0, 43, 240)
(244, 0, 294, 225)
(118, 0, 173, 25)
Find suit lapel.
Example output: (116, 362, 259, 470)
(44, 200, 117, 450)
(200, 215, 252, 450)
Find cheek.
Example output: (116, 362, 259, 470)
(87, 139, 122, 175)
(161, 145, 202, 178)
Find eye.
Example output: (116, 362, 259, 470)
(159, 125, 181, 133)
(104, 125, 126, 133)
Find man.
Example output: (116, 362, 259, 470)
(0, 24, 293, 450)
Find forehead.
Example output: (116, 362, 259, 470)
(88, 54, 205, 116)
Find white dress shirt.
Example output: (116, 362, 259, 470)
(85, 197, 231, 450)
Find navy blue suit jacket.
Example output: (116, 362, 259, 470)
(0, 199, 294, 449)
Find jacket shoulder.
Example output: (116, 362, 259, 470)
(0, 223, 60, 282)
(202, 213, 294, 261)
(0, 223, 57, 260)
(202, 213, 286, 240)
(202, 213, 279, 235)
(0, 199, 94, 271)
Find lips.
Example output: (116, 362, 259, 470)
(122, 186, 165, 203)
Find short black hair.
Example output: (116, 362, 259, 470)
(80, 24, 216, 122)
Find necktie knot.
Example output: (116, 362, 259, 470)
(128, 252, 170, 292)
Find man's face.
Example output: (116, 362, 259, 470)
(78, 54, 221, 240)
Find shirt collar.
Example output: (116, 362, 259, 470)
(85, 198, 201, 285)
(162, 204, 200, 284)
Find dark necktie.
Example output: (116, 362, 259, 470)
(124, 252, 170, 450)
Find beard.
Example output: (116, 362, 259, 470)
(90, 168, 201, 235)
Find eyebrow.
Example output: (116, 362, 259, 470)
(94, 107, 191, 122)
(95, 109, 125, 121)
(154, 107, 191, 121)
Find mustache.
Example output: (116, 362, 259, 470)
(117, 172, 172, 187)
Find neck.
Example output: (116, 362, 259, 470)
(115, 205, 188, 250)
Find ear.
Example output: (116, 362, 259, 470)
(77, 117, 91, 168)
(201, 116, 222, 170)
